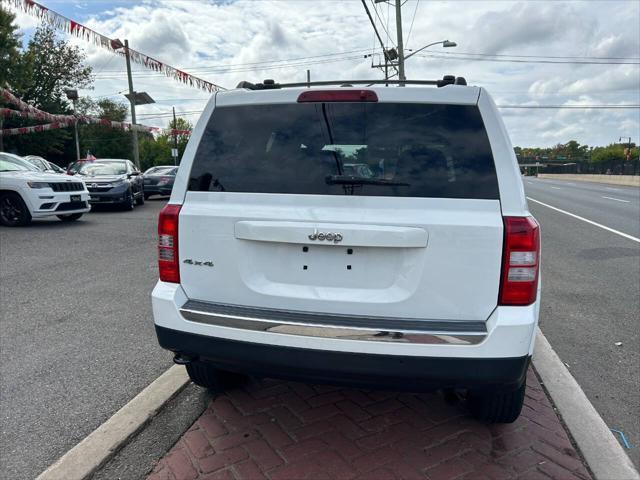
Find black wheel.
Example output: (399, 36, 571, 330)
(121, 189, 135, 211)
(468, 379, 526, 423)
(186, 362, 248, 392)
(56, 213, 83, 222)
(135, 190, 145, 205)
(144, 193, 150, 200)
(0, 192, 31, 227)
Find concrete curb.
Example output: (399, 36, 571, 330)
(532, 328, 639, 480)
(36, 364, 189, 480)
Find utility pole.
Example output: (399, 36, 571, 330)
(395, 0, 406, 84)
(72, 99, 80, 161)
(172, 106, 179, 166)
(124, 39, 140, 168)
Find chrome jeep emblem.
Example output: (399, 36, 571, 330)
(308, 229, 343, 243)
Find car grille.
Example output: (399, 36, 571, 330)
(56, 201, 88, 212)
(49, 182, 84, 192)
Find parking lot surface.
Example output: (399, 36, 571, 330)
(148, 369, 590, 480)
(0, 200, 172, 480)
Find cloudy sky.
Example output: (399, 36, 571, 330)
(8, 0, 640, 147)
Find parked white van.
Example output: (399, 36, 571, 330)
(152, 77, 540, 423)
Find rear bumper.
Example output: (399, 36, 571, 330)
(156, 325, 529, 392)
(144, 185, 172, 196)
(152, 282, 539, 390)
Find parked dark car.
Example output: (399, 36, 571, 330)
(76, 159, 144, 210)
(143, 166, 177, 199)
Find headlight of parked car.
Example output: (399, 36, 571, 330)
(27, 181, 50, 189)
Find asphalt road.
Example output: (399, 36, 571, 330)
(524, 177, 640, 467)
(0, 199, 172, 480)
(1, 179, 638, 477)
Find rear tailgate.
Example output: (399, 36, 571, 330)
(179, 194, 502, 321)
(177, 85, 503, 323)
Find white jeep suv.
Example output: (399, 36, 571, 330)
(152, 78, 540, 423)
(0, 153, 90, 226)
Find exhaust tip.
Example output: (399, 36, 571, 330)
(173, 353, 197, 365)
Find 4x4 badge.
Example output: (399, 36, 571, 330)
(308, 229, 343, 243)
(183, 259, 214, 267)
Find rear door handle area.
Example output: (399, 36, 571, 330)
(234, 221, 428, 248)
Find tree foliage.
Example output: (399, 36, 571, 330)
(77, 98, 134, 160)
(0, 6, 21, 88)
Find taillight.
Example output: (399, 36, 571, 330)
(297, 90, 378, 103)
(499, 216, 540, 306)
(158, 204, 181, 283)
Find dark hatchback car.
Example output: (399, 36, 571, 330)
(77, 159, 144, 209)
(143, 166, 177, 199)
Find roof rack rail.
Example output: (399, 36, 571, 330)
(235, 76, 467, 90)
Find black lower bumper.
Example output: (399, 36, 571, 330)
(155, 326, 530, 392)
(88, 192, 127, 204)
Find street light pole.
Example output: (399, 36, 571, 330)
(394, 0, 406, 84)
(72, 99, 80, 161)
(64, 89, 80, 161)
(404, 40, 457, 61)
(124, 39, 140, 168)
(172, 106, 179, 166)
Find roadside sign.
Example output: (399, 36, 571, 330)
(171, 148, 178, 157)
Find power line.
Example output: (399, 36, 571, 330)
(370, 0, 395, 48)
(94, 54, 367, 79)
(424, 50, 640, 61)
(498, 105, 640, 109)
(416, 53, 640, 65)
(97, 48, 374, 73)
(404, 0, 420, 49)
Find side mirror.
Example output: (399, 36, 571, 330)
(129, 171, 140, 177)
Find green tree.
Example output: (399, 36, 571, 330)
(3, 25, 93, 162)
(77, 98, 134, 161)
(14, 25, 92, 112)
(157, 118, 193, 158)
(0, 6, 21, 88)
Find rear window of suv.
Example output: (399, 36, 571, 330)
(188, 102, 499, 199)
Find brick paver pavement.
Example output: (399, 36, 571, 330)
(147, 368, 591, 480)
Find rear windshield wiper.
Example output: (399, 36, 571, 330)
(325, 175, 410, 187)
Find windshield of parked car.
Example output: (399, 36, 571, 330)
(78, 162, 127, 176)
(188, 103, 499, 199)
(0, 154, 40, 172)
(24, 156, 49, 171)
(145, 166, 173, 175)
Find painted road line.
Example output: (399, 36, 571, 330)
(551, 186, 562, 190)
(37, 365, 189, 480)
(606, 187, 621, 191)
(602, 196, 631, 203)
(527, 197, 640, 243)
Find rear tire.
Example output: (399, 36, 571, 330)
(186, 362, 248, 392)
(468, 379, 526, 423)
(0, 192, 31, 227)
(136, 191, 145, 205)
(57, 213, 83, 222)
(144, 193, 150, 200)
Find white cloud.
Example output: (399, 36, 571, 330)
(7, 0, 640, 147)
